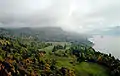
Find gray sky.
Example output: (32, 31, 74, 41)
(0, 0, 120, 33)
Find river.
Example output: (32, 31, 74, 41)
(89, 35, 120, 59)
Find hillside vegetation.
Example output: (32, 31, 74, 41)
(0, 27, 120, 76)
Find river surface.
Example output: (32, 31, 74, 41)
(89, 35, 120, 59)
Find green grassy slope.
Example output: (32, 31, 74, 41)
(42, 43, 108, 76)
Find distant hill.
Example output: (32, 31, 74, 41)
(0, 27, 93, 46)
(89, 26, 120, 36)
(104, 26, 120, 35)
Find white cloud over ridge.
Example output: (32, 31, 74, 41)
(0, 0, 120, 33)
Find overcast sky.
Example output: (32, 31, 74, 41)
(0, 0, 120, 33)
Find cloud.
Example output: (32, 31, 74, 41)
(0, 0, 120, 33)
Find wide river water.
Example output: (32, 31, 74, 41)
(89, 35, 120, 59)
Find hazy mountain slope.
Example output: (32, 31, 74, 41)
(104, 26, 120, 35)
(0, 27, 93, 46)
(89, 26, 120, 36)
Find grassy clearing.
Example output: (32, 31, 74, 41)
(74, 62, 108, 76)
(55, 56, 108, 76)
(42, 42, 108, 76)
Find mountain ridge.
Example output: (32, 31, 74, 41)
(0, 27, 93, 46)
(88, 26, 120, 36)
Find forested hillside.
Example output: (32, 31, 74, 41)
(0, 27, 93, 46)
(0, 28, 120, 76)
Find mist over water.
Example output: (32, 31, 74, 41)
(89, 35, 120, 59)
